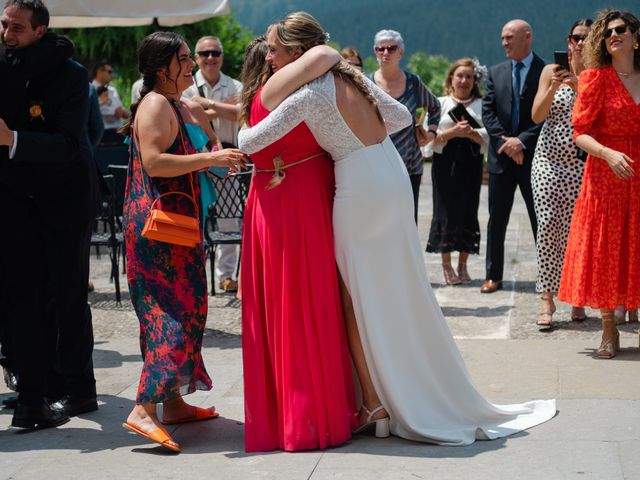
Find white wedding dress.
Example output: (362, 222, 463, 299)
(238, 73, 555, 445)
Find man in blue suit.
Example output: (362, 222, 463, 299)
(0, 0, 99, 429)
(481, 19, 545, 293)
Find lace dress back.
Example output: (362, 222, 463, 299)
(240, 73, 411, 161)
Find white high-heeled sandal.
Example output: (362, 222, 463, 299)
(352, 405, 390, 438)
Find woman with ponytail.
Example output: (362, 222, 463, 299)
(121, 31, 246, 453)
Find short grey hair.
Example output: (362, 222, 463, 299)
(195, 35, 223, 53)
(373, 29, 404, 50)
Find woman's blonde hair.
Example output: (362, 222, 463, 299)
(267, 11, 381, 121)
(443, 58, 483, 98)
(267, 11, 327, 56)
(240, 36, 270, 125)
(583, 9, 640, 69)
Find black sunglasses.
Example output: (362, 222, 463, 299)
(375, 45, 399, 54)
(569, 34, 588, 43)
(197, 50, 223, 58)
(604, 25, 628, 39)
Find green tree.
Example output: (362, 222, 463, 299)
(362, 56, 378, 75)
(57, 16, 253, 107)
(406, 53, 450, 96)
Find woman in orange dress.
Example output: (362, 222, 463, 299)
(558, 9, 640, 358)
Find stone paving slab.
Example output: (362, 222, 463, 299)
(2, 165, 640, 479)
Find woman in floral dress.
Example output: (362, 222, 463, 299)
(122, 32, 245, 452)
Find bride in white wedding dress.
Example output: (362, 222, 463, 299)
(239, 14, 555, 446)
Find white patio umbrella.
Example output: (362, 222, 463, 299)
(46, 0, 231, 28)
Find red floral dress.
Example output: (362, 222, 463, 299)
(124, 100, 212, 404)
(558, 66, 640, 310)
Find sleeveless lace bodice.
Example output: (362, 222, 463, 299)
(238, 73, 412, 161)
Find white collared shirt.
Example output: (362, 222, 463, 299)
(92, 80, 125, 129)
(183, 70, 242, 146)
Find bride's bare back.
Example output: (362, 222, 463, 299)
(334, 76, 388, 146)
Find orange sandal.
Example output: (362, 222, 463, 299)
(161, 406, 219, 425)
(122, 421, 181, 453)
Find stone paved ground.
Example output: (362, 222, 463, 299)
(2, 164, 639, 480)
(88, 163, 637, 344)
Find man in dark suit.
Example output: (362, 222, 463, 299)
(0, 0, 99, 429)
(481, 19, 545, 293)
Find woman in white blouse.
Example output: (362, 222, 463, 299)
(426, 58, 489, 285)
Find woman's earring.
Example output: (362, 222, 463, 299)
(634, 38, 639, 49)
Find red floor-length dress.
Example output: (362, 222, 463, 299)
(240, 90, 357, 452)
(559, 66, 640, 309)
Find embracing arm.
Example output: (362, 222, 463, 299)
(238, 87, 314, 154)
(364, 77, 412, 134)
(261, 45, 341, 111)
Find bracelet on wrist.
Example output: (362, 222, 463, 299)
(598, 146, 607, 158)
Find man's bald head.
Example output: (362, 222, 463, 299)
(501, 19, 533, 61)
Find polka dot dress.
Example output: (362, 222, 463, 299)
(531, 86, 584, 293)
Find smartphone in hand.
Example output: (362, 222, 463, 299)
(554, 51, 569, 71)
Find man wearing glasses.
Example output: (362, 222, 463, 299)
(184, 36, 242, 293)
(91, 60, 129, 137)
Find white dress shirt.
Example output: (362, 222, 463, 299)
(183, 70, 242, 146)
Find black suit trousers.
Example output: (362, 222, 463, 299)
(0, 187, 95, 403)
(485, 162, 537, 281)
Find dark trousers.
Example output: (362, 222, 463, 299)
(485, 164, 537, 281)
(0, 189, 95, 404)
(409, 173, 422, 225)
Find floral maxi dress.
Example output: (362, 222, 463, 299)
(123, 99, 212, 404)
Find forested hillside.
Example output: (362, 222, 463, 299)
(232, 0, 639, 65)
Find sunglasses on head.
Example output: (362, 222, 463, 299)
(197, 50, 223, 58)
(604, 25, 628, 39)
(569, 34, 588, 43)
(375, 45, 399, 54)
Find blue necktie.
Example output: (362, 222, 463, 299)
(511, 61, 524, 133)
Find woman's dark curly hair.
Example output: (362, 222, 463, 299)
(583, 9, 640, 69)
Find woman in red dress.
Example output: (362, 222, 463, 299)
(239, 33, 357, 451)
(559, 9, 640, 358)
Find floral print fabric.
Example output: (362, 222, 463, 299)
(123, 100, 212, 404)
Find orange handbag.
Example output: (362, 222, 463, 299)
(142, 191, 201, 247)
(134, 110, 201, 248)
